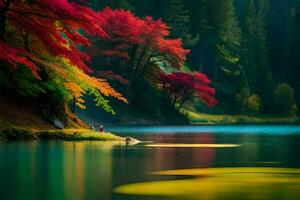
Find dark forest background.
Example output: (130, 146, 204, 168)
(79, 0, 300, 124)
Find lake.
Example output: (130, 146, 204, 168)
(1, 125, 300, 200)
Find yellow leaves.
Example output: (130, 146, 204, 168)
(60, 58, 127, 112)
(19, 48, 127, 112)
(64, 82, 86, 109)
(64, 82, 84, 98)
(65, 61, 128, 104)
(4, 15, 127, 113)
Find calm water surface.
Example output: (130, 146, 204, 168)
(0, 125, 300, 200)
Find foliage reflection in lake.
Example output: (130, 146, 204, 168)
(1, 126, 300, 200)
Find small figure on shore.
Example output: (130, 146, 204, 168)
(99, 125, 104, 133)
(125, 136, 132, 145)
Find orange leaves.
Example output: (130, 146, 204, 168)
(51, 58, 128, 108)
(0, 1, 128, 113)
(64, 82, 84, 99)
(73, 68, 128, 104)
(39, 57, 128, 112)
(64, 82, 86, 109)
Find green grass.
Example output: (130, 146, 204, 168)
(38, 129, 123, 141)
(0, 128, 124, 142)
(182, 109, 299, 124)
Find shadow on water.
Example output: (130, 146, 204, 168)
(0, 125, 300, 200)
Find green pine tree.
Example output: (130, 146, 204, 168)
(159, 0, 190, 38)
(289, 0, 300, 108)
(91, 0, 133, 11)
(239, 0, 271, 112)
(206, 0, 241, 81)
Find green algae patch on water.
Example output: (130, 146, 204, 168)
(144, 143, 241, 148)
(152, 167, 300, 176)
(114, 167, 300, 200)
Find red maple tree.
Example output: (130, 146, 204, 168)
(0, 0, 105, 78)
(0, 1, 128, 113)
(0, 1, 216, 113)
(93, 7, 189, 76)
(159, 72, 217, 110)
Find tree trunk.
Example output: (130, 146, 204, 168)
(134, 45, 147, 76)
(240, 65, 250, 91)
(128, 44, 137, 69)
(141, 55, 152, 75)
(177, 98, 189, 111)
(172, 94, 178, 108)
(72, 97, 76, 114)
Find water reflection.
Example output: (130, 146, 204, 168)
(0, 141, 117, 200)
(0, 127, 300, 200)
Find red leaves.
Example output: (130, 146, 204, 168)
(99, 7, 144, 44)
(155, 38, 190, 67)
(0, 41, 40, 79)
(95, 8, 189, 69)
(141, 17, 189, 68)
(160, 72, 217, 107)
(65, 30, 91, 46)
(1, 2, 189, 78)
(0, 2, 216, 112)
(0, 0, 105, 74)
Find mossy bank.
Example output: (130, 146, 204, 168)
(0, 128, 123, 142)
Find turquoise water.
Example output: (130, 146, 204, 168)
(0, 125, 300, 200)
(106, 125, 300, 134)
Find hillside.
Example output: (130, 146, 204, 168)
(0, 94, 89, 130)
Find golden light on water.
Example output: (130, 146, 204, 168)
(145, 143, 241, 148)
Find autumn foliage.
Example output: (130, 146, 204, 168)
(0, 0, 105, 74)
(0, 0, 127, 113)
(0, 0, 216, 115)
(159, 72, 217, 110)
(93, 7, 190, 75)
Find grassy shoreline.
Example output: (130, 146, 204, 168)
(0, 128, 124, 142)
(184, 110, 300, 125)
